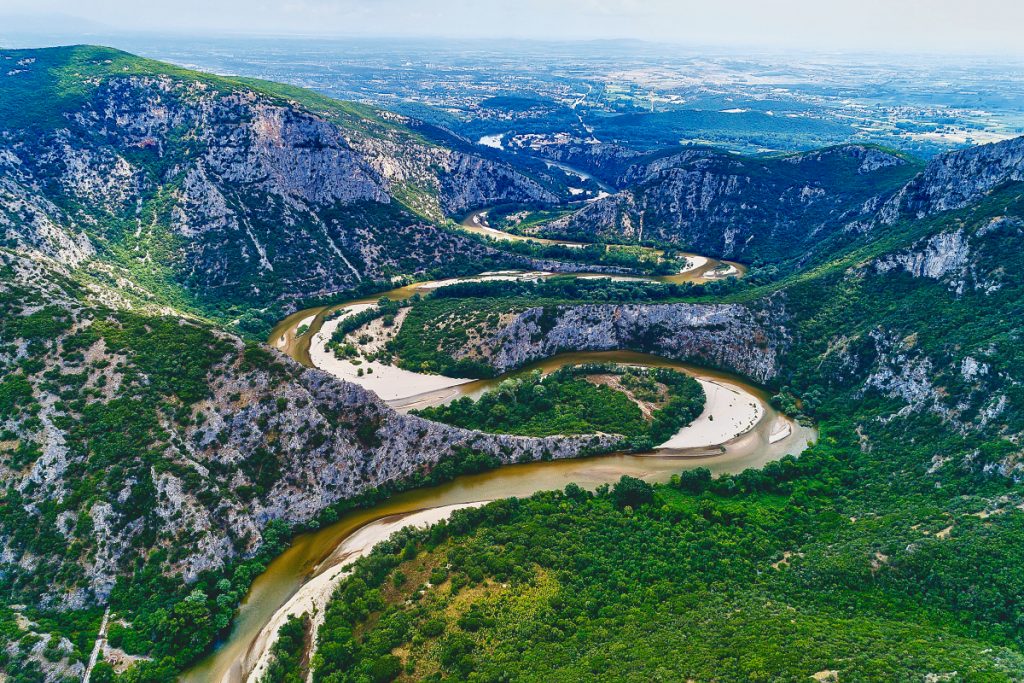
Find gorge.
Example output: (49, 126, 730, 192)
(0, 43, 1023, 683)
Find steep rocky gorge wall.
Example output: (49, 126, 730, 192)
(546, 145, 915, 261)
(216, 365, 619, 561)
(879, 136, 1024, 223)
(0, 250, 617, 606)
(857, 216, 1021, 432)
(0, 68, 561, 309)
(153, 357, 619, 588)
(450, 299, 790, 384)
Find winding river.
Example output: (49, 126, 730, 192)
(457, 210, 746, 284)
(185, 246, 805, 683)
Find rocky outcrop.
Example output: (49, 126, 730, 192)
(0, 150, 94, 266)
(434, 150, 559, 214)
(879, 136, 1024, 224)
(857, 328, 1012, 433)
(546, 145, 915, 262)
(0, 250, 617, 605)
(830, 211, 1023, 433)
(448, 298, 789, 383)
(3, 613, 85, 683)
(212, 366, 617, 550)
(872, 216, 1022, 295)
(784, 145, 908, 175)
(874, 229, 971, 280)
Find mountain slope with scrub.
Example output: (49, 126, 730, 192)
(302, 138, 1024, 683)
(0, 46, 567, 335)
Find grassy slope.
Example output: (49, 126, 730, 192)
(0, 45, 415, 138)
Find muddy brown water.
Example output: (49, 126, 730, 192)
(457, 209, 746, 284)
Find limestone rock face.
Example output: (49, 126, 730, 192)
(448, 298, 789, 384)
(545, 145, 914, 262)
(872, 216, 1021, 295)
(0, 250, 616, 606)
(874, 229, 972, 280)
(879, 136, 1024, 223)
(842, 214, 1022, 433)
(0, 150, 95, 266)
(0, 72, 559, 308)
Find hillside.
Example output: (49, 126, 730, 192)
(535, 144, 921, 265)
(295, 141, 1024, 682)
(0, 46, 569, 334)
(0, 245, 623, 680)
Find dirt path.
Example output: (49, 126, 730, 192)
(83, 606, 110, 683)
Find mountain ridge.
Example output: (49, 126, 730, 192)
(0, 46, 567, 332)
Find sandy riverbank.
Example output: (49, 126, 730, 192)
(417, 271, 550, 289)
(310, 306, 474, 401)
(657, 378, 765, 450)
(308, 302, 769, 452)
(244, 503, 486, 683)
(680, 255, 710, 273)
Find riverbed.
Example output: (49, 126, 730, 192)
(457, 209, 746, 284)
(184, 402, 812, 683)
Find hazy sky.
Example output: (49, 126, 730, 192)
(2, 0, 1024, 55)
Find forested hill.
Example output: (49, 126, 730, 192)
(295, 144, 1024, 681)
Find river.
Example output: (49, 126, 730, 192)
(185, 252, 802, 683)
(457, 209, 745, 284)
(541, 159, 615, 194)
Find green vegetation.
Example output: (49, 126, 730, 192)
(311, 468, 1024, 681)
(3, 42, 1024, 683)
(479, 96, 556, 112)
(327, 298, 409, 360)
(306, 177, 1024, 680)
(538, 143, 922, 269)
(414, 364, 705, 448)
(487, 238, 685, 274)
(484, 205, 574, 233)
(261, 613, 312, 683)
(0, 46, 558, 343)
(387, 276, 729, 379)
(0, 45, 412, 138)
(594, 109, 859, 152)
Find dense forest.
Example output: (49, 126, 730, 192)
(298, 465, 1024, 681)
(263, 180, 1024, 680)
(413, 365, 706, 448)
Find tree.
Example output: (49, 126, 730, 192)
(612, 476, 654, 509)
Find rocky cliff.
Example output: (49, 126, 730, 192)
(786, 202, 1024, 449)
(444, 299, 789, 383)
(879, 136, 1024, 224)
(0, 249, 615, 616)
(0, 46, 563, 317)
(543, 145, 918, 263)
